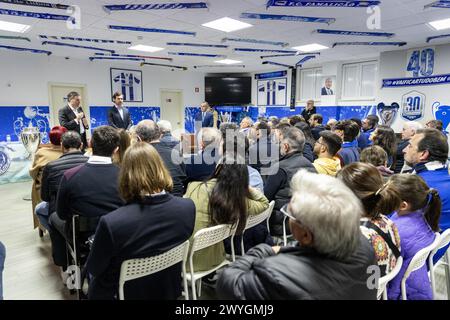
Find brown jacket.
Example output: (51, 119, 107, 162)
(29, 144, 63, 228)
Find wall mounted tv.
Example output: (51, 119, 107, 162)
(205, 75, 252, 106)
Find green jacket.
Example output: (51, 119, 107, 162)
(184, 179, 269, 272)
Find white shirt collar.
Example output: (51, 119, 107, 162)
(425, 161, 445, 171)
(88, 155, 112, 164)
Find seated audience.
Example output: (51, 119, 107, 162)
(370, 125, 397, 168)
(426, 119, 447, 137)
(337, 162, 401, 276)
(289, 115, 303, 127)
(37, 132, 88, 230)
(239, 117, 253, 136)
(248, 121, 278, 175)
(309, 113, 326, 141)
(360, 114, 379, 148)
(86, 142, 195, 300)
(313, 131, 342, 176)
(0, 241, 4, 300)
(29, 126, 67, 231)
(49, 126, 124, 271)
(403, 128, 450, 262)
(264, 127, 317, 236)
(326, 118, 338, 131)
(135, 120, 186, 196)
(185, 128, 221, 184)
(267, 116, 280, 129)
(387, 174, 441, 300)
(114, 128, 131, 166)
(217, 170, 377, 300)
(334, 120, 361, 166)
(158, 120, 180, 149)
(272, 122, 291, 144)
(184, 156, 269, 272)
(294, 122, 315, 162)
(395, 121, 423, 173)
(360, 145, 394, 179)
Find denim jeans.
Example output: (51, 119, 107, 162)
(35, 201, 50, 231)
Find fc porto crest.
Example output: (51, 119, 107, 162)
(401, 91, 426, 121)
(377, 102, 399, 126)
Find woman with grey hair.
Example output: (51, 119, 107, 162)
(217, 170, 377, 300)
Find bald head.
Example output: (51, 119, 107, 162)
(135, 120, 160, 142)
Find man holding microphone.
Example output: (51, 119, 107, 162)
(58, 91, 89, 150)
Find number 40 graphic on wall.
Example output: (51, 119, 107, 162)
(407, 48, 435, 78)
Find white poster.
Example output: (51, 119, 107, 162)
(257, 78, 287, 106)
(110, 68, 143, 102)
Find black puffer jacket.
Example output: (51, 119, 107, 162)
(41, 151, 88, 214)
(217, 234, 377, 300)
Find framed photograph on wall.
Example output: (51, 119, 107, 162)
(320, 76, 336, 96)
(110, 68, 143, 102)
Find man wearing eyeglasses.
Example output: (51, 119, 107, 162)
(217, 170, 377, 300)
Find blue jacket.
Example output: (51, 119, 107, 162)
(416, 163, 450, 262)
(388, 210, 435, 300)
(338, 140, 360, 166)
(0, 241, 5, 300)
(358, 128, 374, 150)
(194, 111, 214, 131)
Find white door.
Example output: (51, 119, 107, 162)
(160, 90, 184, 138)
(48, 84, 89, 137)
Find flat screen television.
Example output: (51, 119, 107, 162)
(205, 76, 252, 106)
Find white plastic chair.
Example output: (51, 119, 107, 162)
(377, 256, 403, 300)
(401, 233, 441, 300)
(185, 224, 235, 300)
(428, 229, 450, 299)
(230, 201, 275, 261)
(118, 240, 190, 300)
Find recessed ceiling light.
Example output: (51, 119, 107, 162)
(215, 59, 243, 65)
(291, 43, 329, 52)
(128, 44, 164, 53)
(0, 20, 31, 33)
(428, 18, 450, 31)
(202, 17, 252, 33)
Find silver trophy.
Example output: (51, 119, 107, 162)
(20, 126, 41, 201)
(377, 102, 399, 127)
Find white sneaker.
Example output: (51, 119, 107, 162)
(61, 269, 70, 286)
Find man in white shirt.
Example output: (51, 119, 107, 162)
(107, 92, 132, 130)
(58, 91, 89, 149)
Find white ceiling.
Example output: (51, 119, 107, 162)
(0, 0, 449, 72)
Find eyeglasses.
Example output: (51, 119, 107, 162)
(280, 204, 301, 225)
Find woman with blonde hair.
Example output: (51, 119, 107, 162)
(86, 142, 195, 300)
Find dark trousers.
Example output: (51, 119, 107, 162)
(49, 213, 68, 269)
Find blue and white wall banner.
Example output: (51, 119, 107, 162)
(141, 62, 187, 70)
(41, 41, 115, 53)
(316, 29, 394, 37)
(222, 37, 289, 47)
(296, 55, 316, 66)
(240, 12, 336, 24)
(427, 34, 450, 43)
(382, 74, 450, 88)
(0, 8, 72, 22)
(425, 1, 450, 9)
(39, 35, 132, 45)
(266, 0, 380, 8)
(95, 52, 173, 61)
(255, 70, 288, 80)
(193, 65, 245, 68)
(110, 68, 143, 102)
(109, 25, 196, 36)
(167, 52, 226, 58)
(406, 47, 435, 78)
(90, 106, 160, 130)
(262, 61, 293, 68)
(333, 41, 407, 47)
(166, 42, 228, 48)
(432, 101, 450, 133)
(0, 35, 30, 41)
(0, 44, 51, 55)
(401, 91, 426, 121)
(104, 2, 208, 12)
(0, 0, 69, 9)
(0, 106, 50, 185)
(258, 78, 288, 106)
(235, 48, 297, 54)
(90, 57, 144, 62)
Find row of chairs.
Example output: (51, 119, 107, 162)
(377, 229, 450, 300)
(119, 201, 276, 300)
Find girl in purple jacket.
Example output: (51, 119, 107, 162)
(387, 174, 441, 300)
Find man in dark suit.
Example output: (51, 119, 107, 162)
(321, 78, 334, 95)
(194, 102, 214, 132)
(107, 92, 133, 130)
(58, 91, 89, 149)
